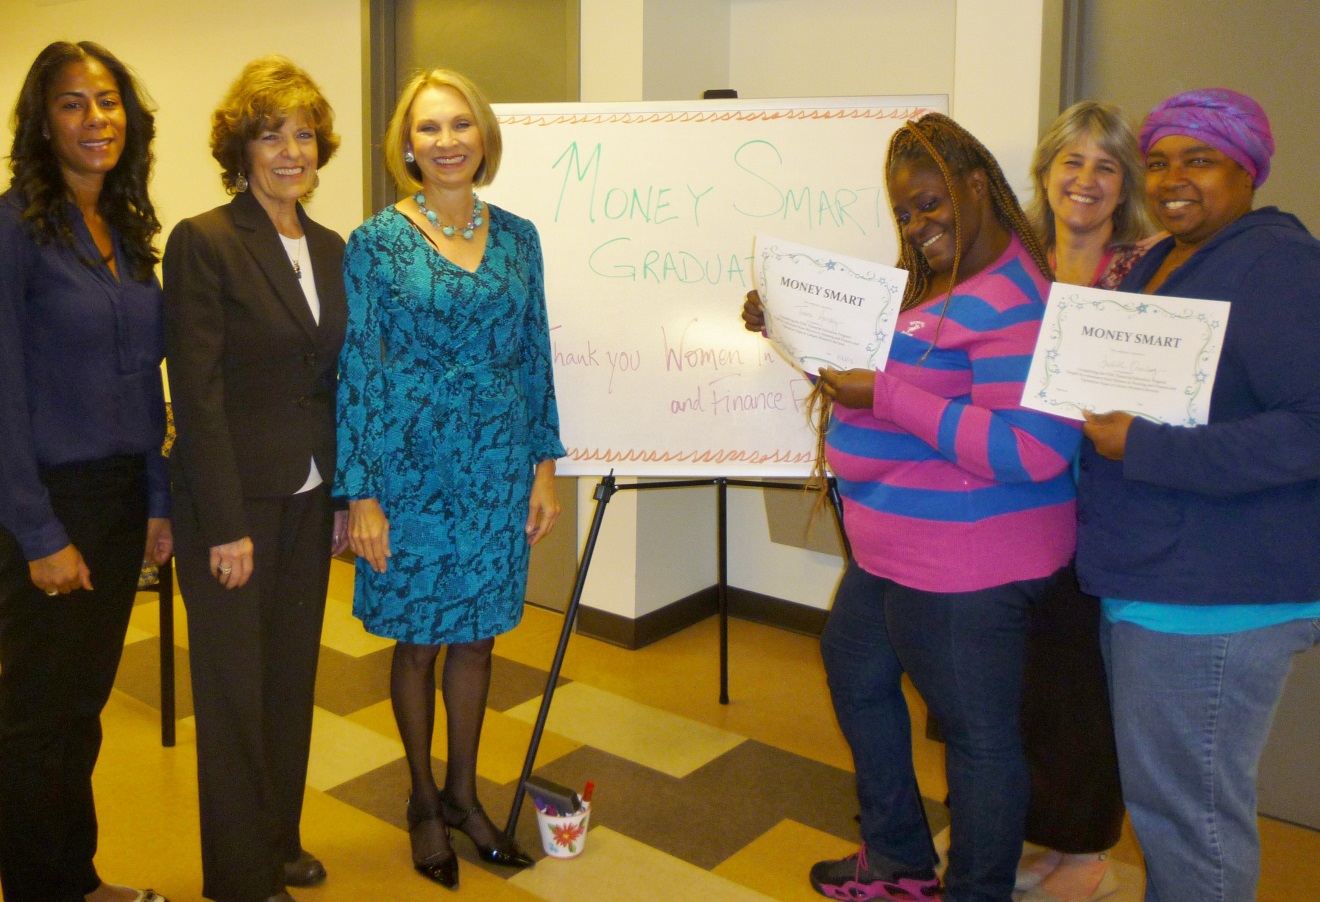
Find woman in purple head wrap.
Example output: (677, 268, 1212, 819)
(1077, 88, 1320, 902)
(1139, 88, 1274, 187)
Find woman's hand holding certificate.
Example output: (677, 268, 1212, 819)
(753, 235, 907, 375)
(1021, 282, 1230, 426)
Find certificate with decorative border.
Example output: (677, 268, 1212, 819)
(754, 234, 907, 374)
(1022, 283, 1230, 426)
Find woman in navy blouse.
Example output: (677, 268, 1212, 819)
(0, 41, 172, 902)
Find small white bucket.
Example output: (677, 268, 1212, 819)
(534, 801, 591, 859)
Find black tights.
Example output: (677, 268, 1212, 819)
(391, 637, 504, 849)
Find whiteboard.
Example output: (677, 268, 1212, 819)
(483, 95, 947, 477)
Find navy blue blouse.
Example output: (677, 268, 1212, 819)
(0, 189, 168, 560)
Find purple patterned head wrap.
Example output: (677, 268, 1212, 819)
(1139, 89, 1274, 188)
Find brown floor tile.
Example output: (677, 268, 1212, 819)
(114, 637, 193, 719)
(314, 644, 394, 716)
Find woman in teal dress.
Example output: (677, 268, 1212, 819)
(335, 69, 564, 890)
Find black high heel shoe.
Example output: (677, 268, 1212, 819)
(440, 788, 534, 869)
(407, 796, 459, 889)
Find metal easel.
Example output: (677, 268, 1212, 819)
(504, 472, 849, 834)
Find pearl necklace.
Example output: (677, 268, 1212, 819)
(415, 192, 484, 240)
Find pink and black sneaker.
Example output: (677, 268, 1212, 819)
(809, 844, 942, 901)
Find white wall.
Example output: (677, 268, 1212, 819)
(0, 0, 365, 241)
(579, 0, 644, 102)
(644, 0, 731, 101)
(729, 0, 956, 99)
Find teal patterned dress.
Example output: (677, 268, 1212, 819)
(335, 204, 565, 644)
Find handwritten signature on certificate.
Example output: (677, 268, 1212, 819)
(754, 234, 907, 376)
(1022, 282, 1230, 426)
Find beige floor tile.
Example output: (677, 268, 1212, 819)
(76, 590, 1320, 902)
(450, 707, 584, 786)
(498, 607, 855, 772)
(320, 593, 395, 658)
(509, 826, 777, 901)
(297, 789, 546, 901)
(123, 620, 153, 647)
(1093, 859, 1145, 902)
(127, 591, 160, 640)
(128, 593, 191, 650)
(327, 556, 357, 601)
(504, 681, 745, 778)
(712, 819, 857, 901)
(93, 692, 202, 898)
(342, 696, 400, 739)
(127, 591, 192, 649)
(345, 697, 582, 784)
(1259, 814, 1320, 902)
(306, 705, 404, 791)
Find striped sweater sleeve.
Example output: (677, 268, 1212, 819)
(872, 294, 1080, 485)
(871, 343, 1077, 483)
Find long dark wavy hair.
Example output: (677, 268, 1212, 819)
(6, 41, 160, 281)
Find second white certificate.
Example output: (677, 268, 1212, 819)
(1022, 282, 1231, 426)
(754, 234, 906, 374)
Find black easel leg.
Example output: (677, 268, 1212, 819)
(159, 557, 176, 747)
(505, 475, 617, 836)
(717, 478, 729, 705)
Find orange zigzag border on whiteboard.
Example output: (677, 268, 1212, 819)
(498, 107, 939, 127)
(567, 447, 814, 464)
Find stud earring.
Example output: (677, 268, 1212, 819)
(404, 150, 415, 164)
(234, 172, 249, 192)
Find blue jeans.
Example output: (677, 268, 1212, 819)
(821, 563, 1054, 902)
(1103, 617, 1320, 902)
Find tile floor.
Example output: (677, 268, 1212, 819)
(58, 558, 1320, 900)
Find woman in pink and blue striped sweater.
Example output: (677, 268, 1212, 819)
(746, 113, 1080, 902)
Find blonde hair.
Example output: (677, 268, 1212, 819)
(383, 68, 502, 194)
(1026, 101, 1152, 249)
(210, 55, 339, 194)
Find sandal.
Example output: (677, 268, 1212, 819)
(440, 787, 534, 868)
(406, 796, 459, 889)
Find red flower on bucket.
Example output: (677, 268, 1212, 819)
(551, 819, 586, 851)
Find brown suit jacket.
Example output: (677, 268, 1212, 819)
(163, 191, 347, 547)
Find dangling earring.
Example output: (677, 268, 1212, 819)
(404, 150, 415, 164)
(313, 172, 320, 189)
(234, 172, 249, 192)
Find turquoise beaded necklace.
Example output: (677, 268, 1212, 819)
(415, 192, 484, 240)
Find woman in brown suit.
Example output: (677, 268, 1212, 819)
(163, 57, 347, 902)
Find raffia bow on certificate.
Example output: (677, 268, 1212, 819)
(1022, 283, 1230, 426)
(754, 235, 907, 375)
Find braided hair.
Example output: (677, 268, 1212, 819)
(887, 112, 1052, 311)
(807, 113, 1051, 491)
(7, 41, 160, 281)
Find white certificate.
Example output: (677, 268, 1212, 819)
(754, 234, 906, 374)
(1022, 283, 1230, 426)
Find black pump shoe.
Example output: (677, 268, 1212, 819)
(407, 797, 459, 889)
(440, 788, 534, 869)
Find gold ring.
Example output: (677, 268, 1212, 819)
(45, 589, 59, 597)
(219, 566, 233, 574)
